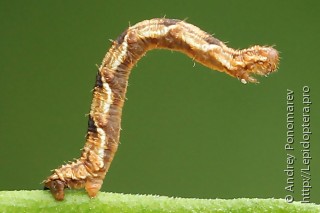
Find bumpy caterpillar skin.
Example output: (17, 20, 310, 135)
(43, 18, 279, 201)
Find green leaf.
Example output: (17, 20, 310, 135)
(0, 190, 318, 213)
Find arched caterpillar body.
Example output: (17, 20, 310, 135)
(44, 18, 279, 200)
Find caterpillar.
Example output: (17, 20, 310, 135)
(44, 18, 279, 200)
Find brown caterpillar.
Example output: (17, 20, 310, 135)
(44, 18, 279, 200)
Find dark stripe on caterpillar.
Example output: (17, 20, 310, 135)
(115, 29, 128, 45)
(87, 115, 98, 133)
(95, 71, 103, 88)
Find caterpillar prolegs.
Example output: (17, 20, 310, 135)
(44, 18, 279, 200)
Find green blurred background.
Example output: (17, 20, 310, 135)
(0, 0, 319, 204)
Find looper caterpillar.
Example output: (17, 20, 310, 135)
(44, 18, 279, 200)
